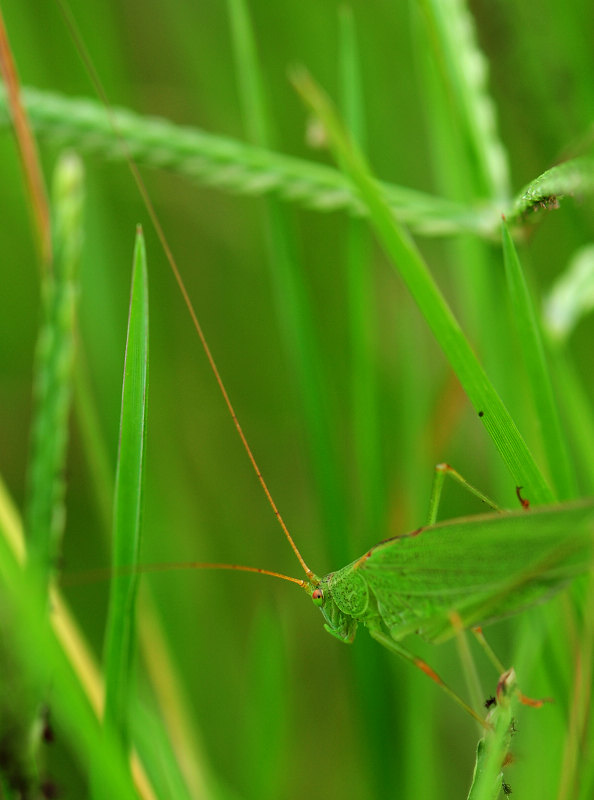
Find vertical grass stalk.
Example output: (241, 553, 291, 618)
(26, 152, 83, 592)
(93, 227, 149, 800)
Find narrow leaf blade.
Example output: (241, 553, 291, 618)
(501, 220, 577, 499)
(293, 70, 553, 505)
(101, 227, 149, 744)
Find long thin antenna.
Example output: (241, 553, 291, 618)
(55, 0, 315, 582)
(63, 562, 308, 589)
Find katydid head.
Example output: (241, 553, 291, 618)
(308, 573, 358, 644)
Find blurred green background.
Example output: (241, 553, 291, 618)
(1, 1, 593, 798)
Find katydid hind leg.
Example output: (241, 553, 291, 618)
(426, 463, 502, 525)
(449, 612, 486, 715)
(367, 625, 488, 729)
(472, 627, 506, 674)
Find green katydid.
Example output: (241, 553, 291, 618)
(94, 463, 594, 727)
(47, 0, 594, 729)
(302, 492, 594, 722)
(86, 456, 594, 725)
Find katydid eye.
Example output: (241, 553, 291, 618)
(312, 588, 324, 607)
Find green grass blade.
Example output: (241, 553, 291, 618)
(239, 607, 289, 799)
(25, 152, 83, 589)
(418, 0, 511, 202)
(337, 11, 398, 797)
(411, 0, 515, 502)
(466, 670, 516, 800)
(130, 698, 193, 800)
(100, 228, 149, 747)
(547, 352, 594, 494)
(72, 300, 217, 797)
(73, 353, 115, 532)
(501, 220, 577, 499)
(0, 86, 494, 238)
(540, 244, 594, 494)
(294, 70, 553, 505)
(0, 499, 139, 800)
(224, 11, 315, 790)
(554, 574, 594, 800)
(136, 593, 227, 799)
(339, 7, 383, 539)
(226, 0, 269, 146)
(412, 1, 511, 375)
(509, 156, 594, 222)
(543, 244, 594, 346)
(226, 0, 348, 561)
(3, 471, 207, 800)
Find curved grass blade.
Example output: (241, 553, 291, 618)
(26, 152, 83, 592)
(412, 0, 514, 427)
(541, 246, 594, 495)
(418, 0, 511, 203)
(100, 228, 149, 749)
(543, 244, 594, 346)
(551, 353, 594, 494)
(293, 70, 553, 505)
(0, 86, 494, 238)
(509, 156, 594, 222)
(501, 220, 577, 500)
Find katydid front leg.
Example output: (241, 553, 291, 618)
(367, 622, 488, 729)
(426, 463, 502, 525)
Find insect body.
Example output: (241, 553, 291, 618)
(310, 500, 594, 646)
(106, 488, 594, 721)
(92, 496, 593, 723)
(304, 500, 594, 718)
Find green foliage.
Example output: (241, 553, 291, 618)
(501, 221, 577, 499)
(467, 670, 517, 800)
(0, 85, 492, 236)
(294, 67, 553, 505)
(510, 157, 594, 221)
(99, 229, 149, 757)
(25, 152, 83, 588)
(0, 1, 593, 799)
